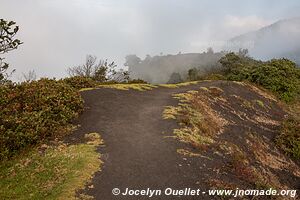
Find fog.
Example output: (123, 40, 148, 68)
(0, 0, 299, 81)
(228, 17, 300, 63)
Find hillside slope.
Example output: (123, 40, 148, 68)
(228, 17, 300, 64)
(68, 81, 299, 199)
(127, 52, 224, 84)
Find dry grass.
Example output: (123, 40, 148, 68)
(97, 83, 157, 91)
(245, 82, 278, 102)
(158, 81, 199, 88)
(163, 89, 227, 150)
(176, 149, 201, 157)
(249, 132, 300, 176)
(163, 82, 299, 194)
(276, 101, 300, 159)
(254, 115, 280, 126)
(79, 88, 96, 92)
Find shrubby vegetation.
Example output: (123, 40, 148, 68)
(61, 76, 97, 90)
(0, 79, 83, 160)
(219, 53, 300, 102)
(0, 133, 102, 199)
(182, 50, 300, 160)
(184, 50, 300, 102)
(167, 72, 183, 84)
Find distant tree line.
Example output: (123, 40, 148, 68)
(125, 49, 225, 84)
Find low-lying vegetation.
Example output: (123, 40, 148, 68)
(0, 78, 83, 160)
(163, 81, 300, 194)
(158, 81, 199, 88)
(97, 83, 157, 91)
(0, 132, 103, 200)
(220, 54, 300, 102)
(163, 89, 227, 150)
(186, 52, 300, 103)
(276, 103, 300, 159)
(61, 76, 98, 90)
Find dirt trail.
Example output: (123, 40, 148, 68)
(67, 81, 299, 200)
(67, 81, 222, 200)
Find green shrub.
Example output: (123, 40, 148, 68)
(219, 53, 300, 102)
(0, 78, 83, 160)
(219, 52, 262, 81)
(61, 76, 97, 90)
(248, 59, 300, 102)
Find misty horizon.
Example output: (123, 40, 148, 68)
(1, 0, 300, 81)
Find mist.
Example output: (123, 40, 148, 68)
(1, 0, 300, 81)
(228, 17, 300, 64)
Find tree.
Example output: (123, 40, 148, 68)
(0, 19, 22, 83)
(67, 55, 98, 77)
(187, 68, 199, 81)
(93, 60, 118, 82)
(67, 55, 129, 83)
(124, 54, 141, 67)
(207, 47, 214, 54)
(22, 70, 37, 82)
(238, 48, 249, 57)
(167, 72, 183, 84)
(219, 52, 261, 80)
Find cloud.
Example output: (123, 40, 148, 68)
(0, 0, 298, 80)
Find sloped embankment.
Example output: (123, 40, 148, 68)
(164, 81, 300, 192)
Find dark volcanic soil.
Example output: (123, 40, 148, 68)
(66, 81, 299, 200)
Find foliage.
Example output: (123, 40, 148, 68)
(187, 68, 200, 81)
(186, 62, 225, 81)
(219, 52, 261, 81)
(248, 59, 300, 102)
(125, 51, 224, 84)
(61, 76, 97, 90)
(203, 73, 225, 80)
(0, 78, 83, 159)
(167, 72, 183, 84)
(0, 133, 102, 200)
(219, 53, 300, 102)
(0, 19, 22, 83)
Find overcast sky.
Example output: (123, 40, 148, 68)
(1, 0, 300, 80)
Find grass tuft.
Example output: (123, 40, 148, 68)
(163, 90, 226, 151)
(97, 83, 157, 91)
(158, 81, 199, 88)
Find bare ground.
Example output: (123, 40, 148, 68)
(66, 81, 299, 200)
